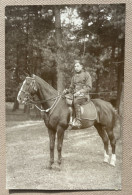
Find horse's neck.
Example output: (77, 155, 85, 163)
(36, 76, 58, 109)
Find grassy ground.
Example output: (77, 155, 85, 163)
(6, 103, 122, 190)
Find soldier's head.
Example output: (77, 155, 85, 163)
(74, 60, 83, 73)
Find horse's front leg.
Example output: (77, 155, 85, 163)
(48, 128, 56, 169)
(57, 125, 65, 165)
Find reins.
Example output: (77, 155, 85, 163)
(32, 95, 61, 114)
(29, 96, 60, 105)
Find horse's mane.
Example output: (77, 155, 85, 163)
(33, 74, 58, 95)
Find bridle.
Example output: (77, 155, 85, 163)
(19, 79, 35, 97)
(20, 79, 61, 115)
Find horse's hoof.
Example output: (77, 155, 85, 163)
(110, 154, 116, 167)
(46, 166, 52, 170)
(104, 157, 109, 163)
(46, 162, 54, 170)
(110, 160, 116, 167)
(56, 167, 61, 171)
(104, 153, 109, 164)
(46, 165, 52, 170)
(55, 164, 61, 171)
(104, 159, 109, 164)
(110, 162, 116, 166)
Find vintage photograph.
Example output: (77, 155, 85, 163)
(6, 4, 125, 190)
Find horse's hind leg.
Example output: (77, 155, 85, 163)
(94, 123, 109, 164)
(106, 128, 116, 166)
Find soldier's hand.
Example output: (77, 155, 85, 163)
(63, 89, 69, 95)
(74, 91, 80, 97)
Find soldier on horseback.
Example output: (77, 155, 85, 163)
(64, 60, 92, 129)
(17, 70, 118, 167)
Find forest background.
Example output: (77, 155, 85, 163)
(5, 4, 125, 115)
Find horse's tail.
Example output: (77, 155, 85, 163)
(113, 109, 121, 140)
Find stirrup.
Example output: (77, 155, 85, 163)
(72, 118, 82, 128)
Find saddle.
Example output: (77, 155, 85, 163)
(80, 101, 97, 120)
(65, 94, 97, 121)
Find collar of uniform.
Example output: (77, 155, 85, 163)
(75, 70, 84, 75)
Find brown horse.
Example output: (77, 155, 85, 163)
(17, 74, 118, 168)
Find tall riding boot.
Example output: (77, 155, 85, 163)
(66, 107, 73, 130)
(75, 105, 82, 128)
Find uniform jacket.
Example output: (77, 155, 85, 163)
(69, 70, 92, 95)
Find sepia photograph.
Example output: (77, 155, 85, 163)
(6, 3, 125, 190)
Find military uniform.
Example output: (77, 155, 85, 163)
(68, 70, 92, 127)
(69, 70, 92, 100)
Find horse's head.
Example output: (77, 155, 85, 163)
(17, 75, 38, 104)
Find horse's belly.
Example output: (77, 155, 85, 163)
(81, 119, 95, 129)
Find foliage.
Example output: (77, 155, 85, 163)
(5, 4, 125, 110)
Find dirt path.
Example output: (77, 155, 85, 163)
(6, 120, 122, 190)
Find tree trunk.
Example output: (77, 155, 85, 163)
(12, 83, 21, 111)
(54, 6, 64, 92)
(12, 97, 19, 111)
(116, 42, 124, 113)
(119, 82, 124, 117)
(116, 62, 124, 113)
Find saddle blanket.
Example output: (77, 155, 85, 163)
(80, 101, 97, 120)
